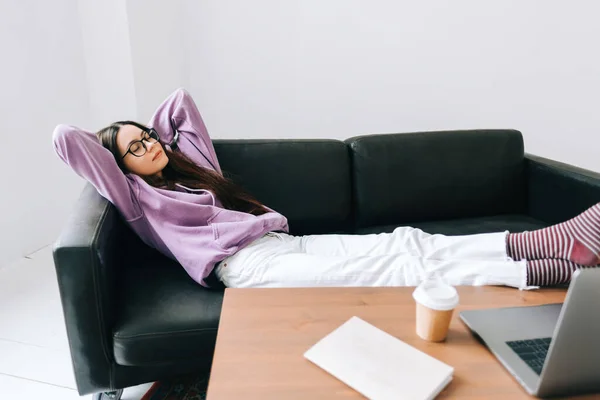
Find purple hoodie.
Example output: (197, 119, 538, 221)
(53, 88, 289, 286)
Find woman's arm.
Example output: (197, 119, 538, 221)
(53, 125, 142, 221)
(148, 88, 222, 173)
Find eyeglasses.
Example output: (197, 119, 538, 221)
(122, 128, 160, 159)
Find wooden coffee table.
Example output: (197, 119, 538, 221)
(206, 287, 595, 399)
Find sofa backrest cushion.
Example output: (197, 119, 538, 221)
(345, 130, 526, 228)
(214, 139, 352, 234)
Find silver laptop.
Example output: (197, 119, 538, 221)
(460, 268, 600, 398)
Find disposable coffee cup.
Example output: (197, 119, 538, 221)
(412, 277, 459, 342)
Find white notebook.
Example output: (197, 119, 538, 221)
(304, 316, 454, 400)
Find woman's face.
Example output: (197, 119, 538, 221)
(116, 124, 169, 177)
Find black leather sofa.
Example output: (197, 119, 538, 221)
(52, 129, 600, 398)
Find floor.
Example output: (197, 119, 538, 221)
(0, 245, 154, 399)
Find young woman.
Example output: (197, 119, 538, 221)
(53, 89, 600, 289)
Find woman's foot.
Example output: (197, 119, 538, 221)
(507, 202, 600, 266)
(526, 259, 593, 286)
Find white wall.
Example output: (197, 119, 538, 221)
(77, 0, 138, 129)
(0, 0, 187, 269)
(0, 0, 90, 267)
(78, 0, 187, 126)
(126, 0, 187, 122)
(77, 0, 187, 128)
(183, 0, 600, 172)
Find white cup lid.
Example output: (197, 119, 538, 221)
(412, 276, 459, 311)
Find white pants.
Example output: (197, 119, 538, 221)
(214, 228, 529, 289)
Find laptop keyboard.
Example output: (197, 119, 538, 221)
(506, 338, 552, 375)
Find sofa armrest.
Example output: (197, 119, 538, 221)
(52, 184, 125, 395)
(526, 154, 600, 225)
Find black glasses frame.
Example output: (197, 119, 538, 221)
(122, 128, 160, 159)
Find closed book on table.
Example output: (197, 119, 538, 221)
(304, 316, 454, 400)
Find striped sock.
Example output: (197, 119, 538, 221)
(507, 202, 600, 266)
(526, 259, 593, 286)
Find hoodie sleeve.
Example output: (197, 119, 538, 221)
(148, 88, 222, 174)
(53, 124, 142, 221)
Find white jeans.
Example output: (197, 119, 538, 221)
(214, 228, 529, 289)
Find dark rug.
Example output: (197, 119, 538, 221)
(141, 375, 209, 400)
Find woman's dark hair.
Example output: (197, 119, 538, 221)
(96, 121, 269, 216)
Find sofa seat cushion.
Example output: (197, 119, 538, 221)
(112, 214, 546, 367)
(355, 214, 548, 236)
(112, 258, 223, 367)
